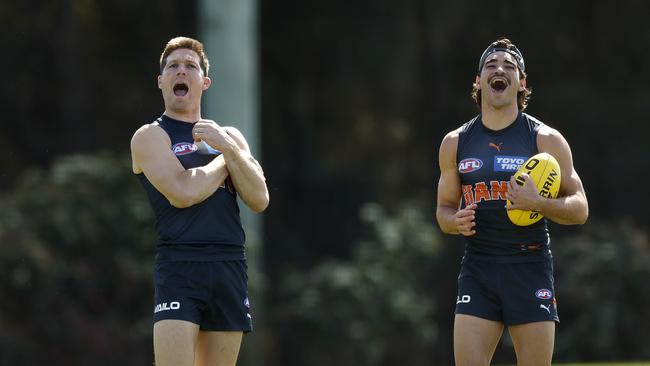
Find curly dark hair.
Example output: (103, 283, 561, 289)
(471, 37, 532, 111)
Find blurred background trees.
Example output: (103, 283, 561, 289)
(1, 0, 649, 364)
(0, 154, 154, 365)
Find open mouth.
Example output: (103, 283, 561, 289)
(173, 83, 189, 97)
(489, 78, 508, 92)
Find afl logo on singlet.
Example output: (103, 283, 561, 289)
(172, 142, 198, 156)
(458, 158, 483, 173)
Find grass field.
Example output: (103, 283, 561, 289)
(498, 363, 650, 366)
(557, 364, 650, 366)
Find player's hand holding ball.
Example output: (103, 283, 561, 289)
(506, 173, 540, 210)
(506, 152, 562, 226)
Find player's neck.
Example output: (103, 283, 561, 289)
(164, 108, 201, 123)
(481, 104, 520, 131)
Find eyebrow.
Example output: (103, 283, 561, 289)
(484, 58, 517, 67)
(166, 58, 200, 67)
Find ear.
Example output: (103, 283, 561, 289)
(519, 77, 526, 91)
(474, 75, 481, 90)
(202, 76, 212, 90)
(157, 75, 162, 90)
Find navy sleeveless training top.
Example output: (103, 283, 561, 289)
(136, 115, 245, 262)
(456, 112, 551, 262)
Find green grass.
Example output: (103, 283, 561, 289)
(498, 363, 650, 366)
(557, 364, 650, 366)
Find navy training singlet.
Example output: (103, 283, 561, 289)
(137, 115, 245, 262)
(456, 112, 551, 262)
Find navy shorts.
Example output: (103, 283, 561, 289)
(153, 260, 252, 332)
(455, 256, 559, 325)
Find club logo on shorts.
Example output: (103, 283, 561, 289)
(535, 289, 553, 300)
(458, 158, 483, 173)
(154, 301, 181, 313)
(172, 142, 198, 156)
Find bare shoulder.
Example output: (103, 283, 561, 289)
(130, 122, 170, 173)
(537, 123, 587, 203)
(536, 123, 576, 176)
(442, 127, 462, 147)
(438, 127, 462, 169)
(537, 124, 569, 150)
(439, 127, 462, 156)
(131, 122, 168, 147)
(132, 121, 162, 139)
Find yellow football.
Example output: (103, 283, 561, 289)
(507, 152, 562, 226)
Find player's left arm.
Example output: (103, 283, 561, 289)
(534, 126, 589, 224)
(219, 127, 269, 213)
(192, 120, 269, 212)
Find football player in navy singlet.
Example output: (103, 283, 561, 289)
(130, 37, 268, 366)
(436, 38, 588, 366)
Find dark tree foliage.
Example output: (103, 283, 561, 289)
(553, 220, 650, 362)
(0, 154, 155, 365)
(1, 0, 650, 364)
(0, 0, 197, 188)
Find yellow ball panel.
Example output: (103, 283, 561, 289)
(507, 152, 562, 226)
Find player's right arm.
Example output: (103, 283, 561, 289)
(130, 123, 229, 208)
(436, 130, 477, 236)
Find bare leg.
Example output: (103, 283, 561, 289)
(508, 321, 555, 366)
(195, 331, 243, 366)
(154, 319, 200, 366)
(454, 314, 504, 366)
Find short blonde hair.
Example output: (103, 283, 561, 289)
(159, 36, 210, 76)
